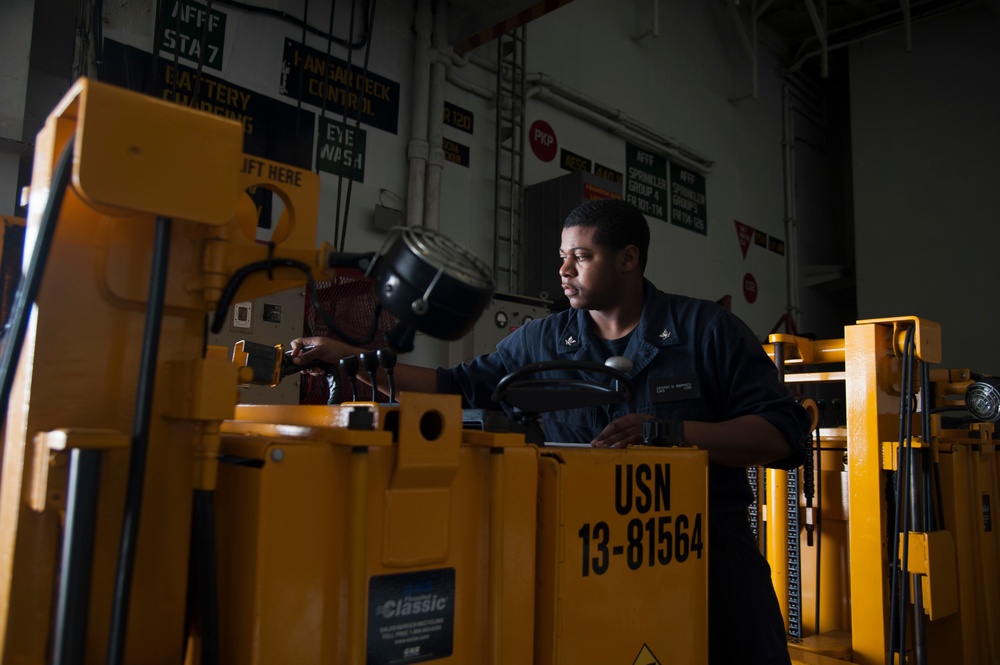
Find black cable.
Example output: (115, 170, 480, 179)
(294, 0, 309, 145)
(190, 0, 214, 106)
(922, 360, 945, 531)
(208, 258, 383, 346)
(106, 216, 173, 665)
(93, 0, 105, 79)
(813, 422, 822, 635)
(0, 135, 75, 421)
(169, 0, 183, 101)
(52, 449, 103, 665)
(213, 0, 374, 49)
(322, 0, 339, 244)
(339, 0, 378, 252)
(888, 324, 915, 661)
(192, 489, 220, 665)
(333, 0, 360, 250)
(148, 0, 166, 95)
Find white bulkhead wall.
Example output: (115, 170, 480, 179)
(83, 1, 793, 367)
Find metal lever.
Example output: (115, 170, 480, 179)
(378, 348, 398, 403)
(358, 351, 380, 402)
(340, 355, 361, 401)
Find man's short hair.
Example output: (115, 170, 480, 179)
(562, 198, 650, 272)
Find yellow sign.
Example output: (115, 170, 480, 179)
(632, 643, 662, 665)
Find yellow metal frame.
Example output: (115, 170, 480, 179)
(4, 77, 997, 665)
(769, 319, 999, 665)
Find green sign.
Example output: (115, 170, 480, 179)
(281, 39, 401, 134)
(159, 0, 227, 70)
(317, 118, 366, 182)
(625, 142, 667, 221)
(669, 165, 707, 235)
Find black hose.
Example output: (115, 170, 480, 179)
(106, 216, 173, 665)
(888, 325, 915, 661)
(52, 449, 103, 665)
(922, 360, 945, 530)
(0, 135, 75, 420)
(338, 0, 379, 252)
(213, 0, 374, 50)
(813, 423, 822, 634)
(192, 489, 220, 665)
(208, 257, 384, 346)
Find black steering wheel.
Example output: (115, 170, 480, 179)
(491, 359, 636, 415)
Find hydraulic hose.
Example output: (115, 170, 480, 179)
(106, 216, 173, 665)
(0, 135, 75, 418)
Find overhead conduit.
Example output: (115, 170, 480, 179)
(524, 73, 714, 174)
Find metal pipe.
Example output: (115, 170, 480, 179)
(766, 468, 791, 628)
(781, 85, 801, 335)
(52, 449, 103, 665)
(524, 73, 715, 172)
(791, 0, 965, 72)
(528, 86, 713, 174)
(434, 54, 496, 101)
(632, 0, 660, 41)
(423, 0, 449, 232)
(406, 0, 433, 227)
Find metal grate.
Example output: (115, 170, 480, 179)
(301, 274, 398, 404)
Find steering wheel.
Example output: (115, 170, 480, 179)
(491, 359, 636, 415)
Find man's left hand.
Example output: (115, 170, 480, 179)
(591, 414, 653, 448)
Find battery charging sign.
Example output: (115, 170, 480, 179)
(367, 568, 455, 664)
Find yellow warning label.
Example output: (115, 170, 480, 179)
(632, 643, 662, 665)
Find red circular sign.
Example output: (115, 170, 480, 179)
(529, 119, 557, 162)
(743, 273, 758, 304)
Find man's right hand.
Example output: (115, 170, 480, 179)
(289, 336, 360, 375)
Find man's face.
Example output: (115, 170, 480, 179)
(558, 225, 624, 310)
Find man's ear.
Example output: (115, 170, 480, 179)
(620, 245, 640, 272)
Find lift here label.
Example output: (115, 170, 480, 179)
(577, 463, 703, 577)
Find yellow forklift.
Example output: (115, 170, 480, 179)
(0, 79, 996, 665)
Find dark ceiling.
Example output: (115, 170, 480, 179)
(448, 0, 977, 71)
(28, 0, 978, 80)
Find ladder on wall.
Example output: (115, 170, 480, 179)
(492, 27, 526, 295)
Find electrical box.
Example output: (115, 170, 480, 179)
(207, 286, 305, 404)
(448, 292, 552, 365)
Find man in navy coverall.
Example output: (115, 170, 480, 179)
(292, 198, 810, 664)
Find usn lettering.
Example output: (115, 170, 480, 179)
(614, 463, 670, 515)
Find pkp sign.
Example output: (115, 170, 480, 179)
(529, 120, 557, 162)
